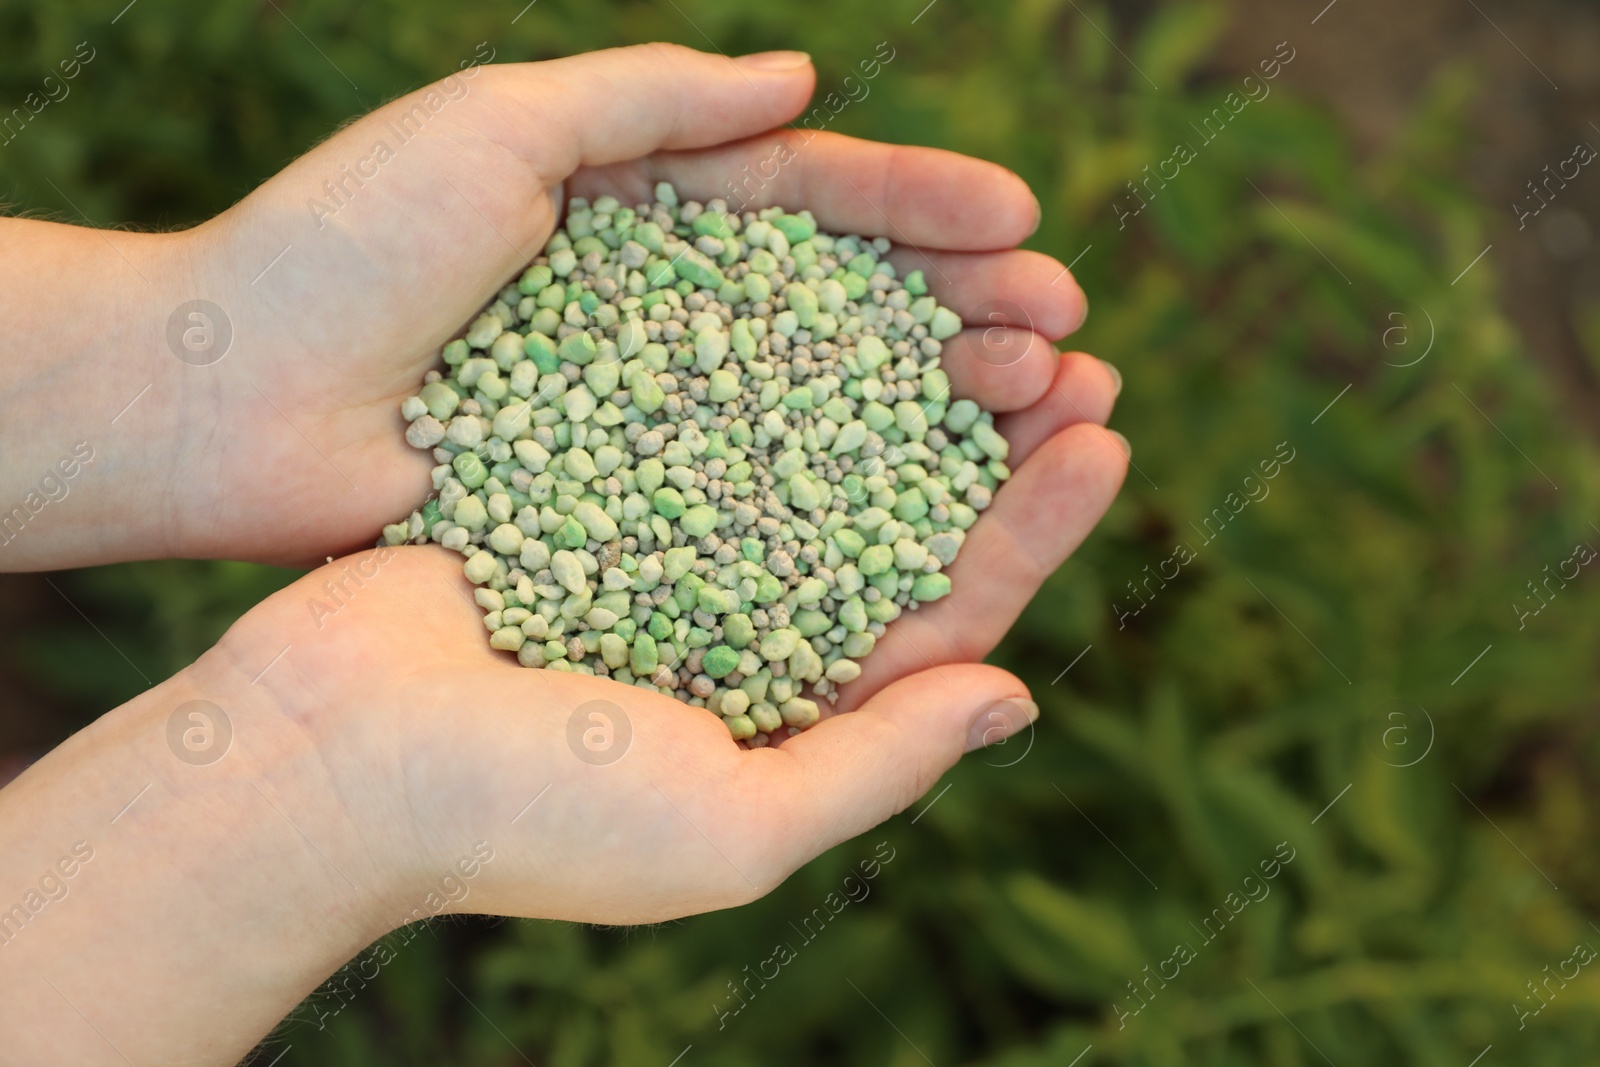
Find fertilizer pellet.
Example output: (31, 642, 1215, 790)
(384, 184, 1010, 739)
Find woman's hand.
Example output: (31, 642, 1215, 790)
(0, 339, 1121, 1062)
(2, 45, 1111, 572)
(84, 43, 1110, 568)
(221, 375, 1127, 928)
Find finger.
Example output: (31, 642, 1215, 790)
(750, 665, 1036, 859)
(937, 327, 1061, 413)
(884, 248, 1088, 340)
(996, 350, 1123, 463)
(890, 249, 1089, 414)
(485, 44, 817, 179)
(571, 129, 1039, 251)
(836, 422, 1129, 708)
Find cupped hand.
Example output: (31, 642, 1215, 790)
(172, 43, 1113, 566)
(209, 352, 1124, 926)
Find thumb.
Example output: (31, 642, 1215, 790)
(758, 665, 1038, 863)
(478, 43, 816, 178)
(227, 43, 813, 250)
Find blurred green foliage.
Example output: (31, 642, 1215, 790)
(5, 0, 1600, 1064)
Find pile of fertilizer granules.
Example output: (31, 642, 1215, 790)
(383, 183, 1010, 743)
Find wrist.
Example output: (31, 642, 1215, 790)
(130, 655, 415, 951)
(0, 650, 411, 1063)
(0, 222, 213, 570)
(175, 633, 423, 932)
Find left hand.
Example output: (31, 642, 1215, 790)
(148, 43, 1109, 565)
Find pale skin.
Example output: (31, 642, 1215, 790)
(0, 45, 1126, 1064)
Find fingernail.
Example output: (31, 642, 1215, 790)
(1106, 429, 1132, 460)
(965, 698, 1039, 753)
(1102, 360, 1123, 397)
(1029, 192, 1043, 237)
(734, 50, 812, 72)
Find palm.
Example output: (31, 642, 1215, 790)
(227, 354, 1123, 926)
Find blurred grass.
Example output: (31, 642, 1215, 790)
(4, 0, 1600, 1064)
